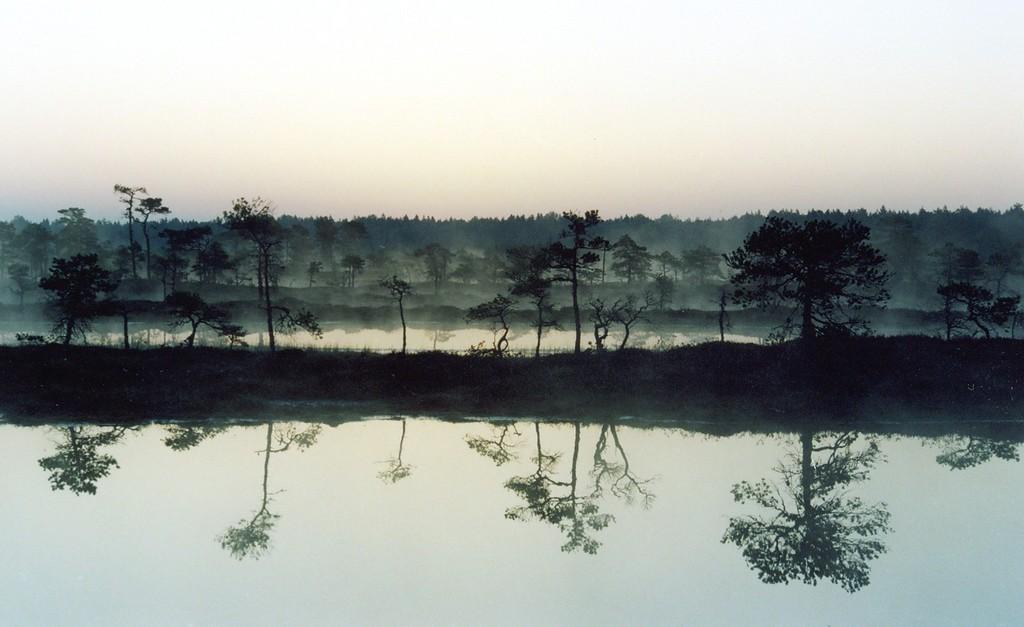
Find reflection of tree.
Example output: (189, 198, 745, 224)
(378, 419, 413, 483)
(38, 426, 133, 495)
(465, 423, 521, 466)
(722, 431, 891, 593)
(933, 435, 1020, 470)
(591, 424, 656, 508)
(219, 423, 320, 559)
(505, 423, 613, 554)
(163, 421, 320, 561)
(163, 425, 228, 451)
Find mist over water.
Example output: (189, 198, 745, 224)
(0, 323, 762, 351)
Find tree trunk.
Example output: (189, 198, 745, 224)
(800, 297, 814, 340)
(257, 258, 265, 301)
(943, 295, 953, 340)
(399, 296, 407, 355)
(63, 319, 74, 345)
(496, 321, 509, 356)
(127, 207, 137, 279)
(122, 311, 130, 350)
(571, 264, 581, 354)
(535, 304, 543, 358)
(801, 431, 813, 513)
(262, 253, 276, 351)
(619, 324, 630, 350)
(143, 220, 151, 280)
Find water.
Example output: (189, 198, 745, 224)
(0, 324, 763, 351)
(1, 418, 1020, 626)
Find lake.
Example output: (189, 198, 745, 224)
(0, 323, 763, 352)
(1, 418, 1020, 626)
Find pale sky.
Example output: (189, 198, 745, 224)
(1, 0, 1022, 220)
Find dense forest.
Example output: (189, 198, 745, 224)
(3, 189, 1024, 352)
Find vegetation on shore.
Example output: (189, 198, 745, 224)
(3, 336, 1022, 420)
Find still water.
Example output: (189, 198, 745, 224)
(1, 325, 761, 351)
(0, 323, 761, 352)
(1, 418, 1021, 626)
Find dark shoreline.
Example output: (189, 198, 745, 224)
(4, 336, 1023, 423)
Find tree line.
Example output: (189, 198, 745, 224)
(7, 185, 1024, 349)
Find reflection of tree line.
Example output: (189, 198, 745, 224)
(34, 421, 1023, 591)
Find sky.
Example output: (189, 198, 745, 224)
(1, 0, 1022, 221)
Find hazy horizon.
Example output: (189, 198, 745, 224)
(2, 1, 1022, 221)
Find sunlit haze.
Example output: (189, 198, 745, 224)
(2, 1, 1022, 220)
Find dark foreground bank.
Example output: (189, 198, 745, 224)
(2, 337, 1022, 421)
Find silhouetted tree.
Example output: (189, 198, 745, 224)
(653, 274, 674, 310)
(306, 260, 323, 287)
(416, 243, 455, 293)
(508, 247, 558, 357)
(341, 254, 366, 287)
(15, 223, 52, 277)
(39, 254, 118, 345)
(936, 282, 1019, 339)
(114, 184, 147, 278)
(614, 292, 655, 349)
(193, 240, 233, 284)
(587, 298, 616, 350)
(654, 250, 680, 279)
(0, 221, 15, 278)
(718, 289, 731, 342)
(611, 234, 652, 283)
(380, 275, 413, 354)
(725, 218, 890, 339)
(312, 216, 339, 272)
(877, 215, 924, 290)
(722, 431, 891, 593)
(165, 291, 243, 347)
(159, 226, 211, 291)
(681, 245, 722, 285)
(930, 242, 967, 285)
(114, 242, 143, 281)
(224, 197, 279, 337)
(547, 211, 607, 354)
(223, 198, 320, 350)
(137, 196, 171, 278)
(466, 294, 515, 356)
(151, 253, 186, 298)
(339, 219, 369, 247)
(8, 263, 31, 306)
(55, 207, 98, 257)
(987, 245, 1023, 296)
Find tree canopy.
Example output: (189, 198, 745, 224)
(725, 217, 891, 339)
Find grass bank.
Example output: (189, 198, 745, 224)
(1, 336, 1022, 421)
